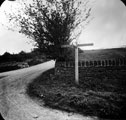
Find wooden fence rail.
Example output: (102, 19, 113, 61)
(56, 58, 126, 68)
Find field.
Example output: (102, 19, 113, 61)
(79, 47, 126, 61)
(27, 48, 126, 119)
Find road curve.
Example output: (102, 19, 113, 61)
(0, 60, 97, 120)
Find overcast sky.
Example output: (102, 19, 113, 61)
(0, 0, 126, 55)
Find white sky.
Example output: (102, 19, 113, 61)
(0, 0, 126, 55)
(79, 0, 126, 49)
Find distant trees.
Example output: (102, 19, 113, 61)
(1, 52, 12, 62)
(0, 51, 44, 63)
(8, 0, 92, 60)
(0, 52, 21, 63)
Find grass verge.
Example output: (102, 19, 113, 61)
(26, 68, 126, 119)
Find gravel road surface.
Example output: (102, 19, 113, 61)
(0, 60, 98, 120)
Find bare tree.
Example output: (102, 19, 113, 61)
(8, 0, 92, 60)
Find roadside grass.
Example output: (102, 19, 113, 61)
(26, 68, 126, 119)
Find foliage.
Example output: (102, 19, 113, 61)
(8, 0, 92, 60)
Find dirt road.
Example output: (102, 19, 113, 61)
(0, 60, 98, 120)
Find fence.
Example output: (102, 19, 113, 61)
(55, 58, 126, 77)
(56, 58, 126, 68)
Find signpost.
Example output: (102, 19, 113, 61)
(61, 42, 93, 85)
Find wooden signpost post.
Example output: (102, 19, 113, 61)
(62, 42, 93, 85)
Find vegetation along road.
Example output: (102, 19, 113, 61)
(0, 60, 98, 120)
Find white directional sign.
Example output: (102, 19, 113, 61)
(61, 45, 73, 48)
(77, 43, 93, 47)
